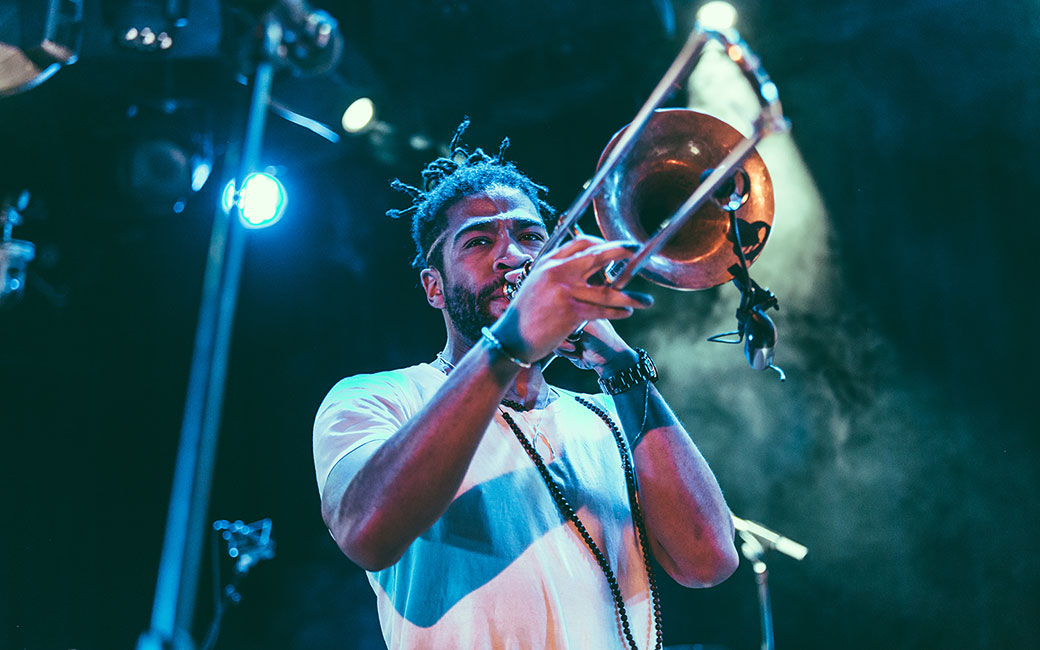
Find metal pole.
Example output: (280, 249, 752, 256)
(753, 557, 775, 650)
(738, 529, 778, 650)
(137, 16, 281, 650)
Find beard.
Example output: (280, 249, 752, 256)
(444, 276, 507, 343)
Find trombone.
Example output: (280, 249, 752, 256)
(508, 24, 790, 376)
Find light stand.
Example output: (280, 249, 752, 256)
(136, 4, 340, 648)
(136, 18, 278, 650)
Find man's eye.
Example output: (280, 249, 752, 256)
(520, 232, 546, 243)
(464, 236, 491, 249)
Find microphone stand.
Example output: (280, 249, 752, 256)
(738, 532, 774, 650)
(732, 514, 807, 650)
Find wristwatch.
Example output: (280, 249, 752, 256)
(597, 348, 658, 395)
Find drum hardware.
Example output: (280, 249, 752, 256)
(200, 519, 276, 650)
(0, 190, 35, 309)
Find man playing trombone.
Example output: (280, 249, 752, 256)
(313, 119, 738, 649)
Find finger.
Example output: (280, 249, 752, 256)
(546, 235, 608, 260)
(569, 285, 654, 310)
(623, 290, 655, 306)
(561, 241, 641, 277)
(556, 339, 578, 354)
(579, 317, 614, 336)
(516, 237, 602, 282)
(572, 303, 636, 322)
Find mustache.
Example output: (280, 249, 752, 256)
(477, 277, 508, 303)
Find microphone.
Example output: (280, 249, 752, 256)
(744, 304, 777, 371)
(709, 270, 786, 379)
(732, 514, 807, 561)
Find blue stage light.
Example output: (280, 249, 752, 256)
(191, 161, 212, 192)
(222, 172, 286, 229)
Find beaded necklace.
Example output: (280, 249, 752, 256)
(500, 397, 663, 650)
(432, 355, 663, 650)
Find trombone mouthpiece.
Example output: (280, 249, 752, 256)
(503, 260, 532, 299)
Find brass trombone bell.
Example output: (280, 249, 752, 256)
(592, 109, 774, 291)
(511, 26, 789, 303)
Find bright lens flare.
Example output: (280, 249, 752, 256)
(222, 173, 287, 229)
(341, 97, 375, 133)
(696, 1, 738, 30)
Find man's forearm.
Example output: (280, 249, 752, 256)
(611, 383, 739, 587)
(325, 339, 521, 570)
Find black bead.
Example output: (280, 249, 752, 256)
(500, 394, 660, 650)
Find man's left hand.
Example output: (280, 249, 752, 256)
(553, 319, 639, 377)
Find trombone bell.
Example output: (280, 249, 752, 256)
(593, 109, 774, 290)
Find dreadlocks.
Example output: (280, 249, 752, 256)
(386, 117, 556, 270)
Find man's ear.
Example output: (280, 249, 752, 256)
(420, 267, 445, 309)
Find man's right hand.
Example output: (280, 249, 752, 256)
(490, 236, 654, 363)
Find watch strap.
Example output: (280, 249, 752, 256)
(598, 348, 658, 395)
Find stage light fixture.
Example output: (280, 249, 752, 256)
(409, 134, 433, 151)
(222, 172, 286, 229)
(108, 0, 188, 53)
(191, 161, 212, 193)
(696, 1, 738, 30)
(341, 97, 375, 133)
(0, 0, 82, 97)
(117, 101, 214, 216)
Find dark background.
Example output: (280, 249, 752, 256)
(2, 0, 1039, 649)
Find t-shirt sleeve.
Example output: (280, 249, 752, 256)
(312, 371, 424, 497)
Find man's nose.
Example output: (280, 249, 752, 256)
(494, 239, 532, 271)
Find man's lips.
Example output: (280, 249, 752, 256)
(485, 287, 512, 314)
(482, 280, 511, 302)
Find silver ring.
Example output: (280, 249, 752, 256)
(566, 325, 585, 343)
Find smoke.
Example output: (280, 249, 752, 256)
(617, 138, 1039, 645)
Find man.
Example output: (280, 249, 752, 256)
(313, 120, 738, 649)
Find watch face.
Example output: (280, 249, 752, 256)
(640, 350, 658, 381)
(644, 356, 657, 379)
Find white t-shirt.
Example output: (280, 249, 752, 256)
(313, 363, 655, 650)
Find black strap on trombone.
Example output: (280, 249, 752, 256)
(707, 212, 785, 380)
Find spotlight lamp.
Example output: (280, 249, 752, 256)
(341, 97, 376, 133)
(117, 100, 215, 215)
(222, 172, 287, 229)
(696, 1, 738, 31)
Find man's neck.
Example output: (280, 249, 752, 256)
(441, 335, 554, 410)
(503, 364, 553, 410)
